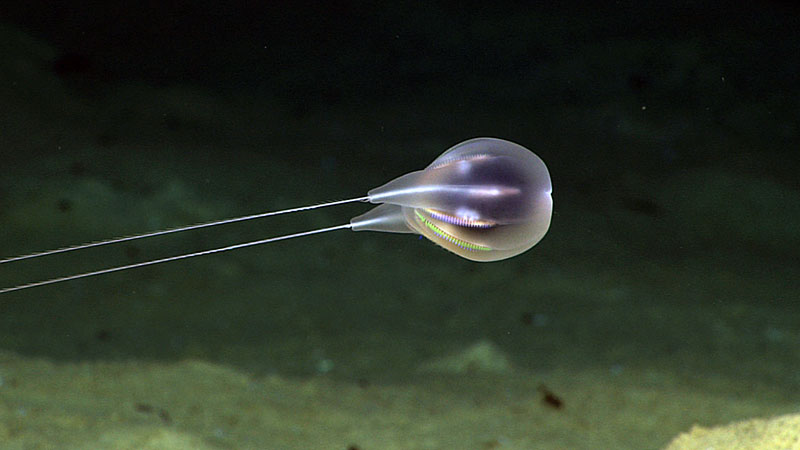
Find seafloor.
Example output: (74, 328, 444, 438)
(0, 7, 798, 449)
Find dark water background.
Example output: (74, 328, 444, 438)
(0, 0, 798, 434)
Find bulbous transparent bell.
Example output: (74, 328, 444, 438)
(351, 137, 552, 261)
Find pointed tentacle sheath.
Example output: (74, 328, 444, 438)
(0, 138, 552, 293)
(351, 137, 553, 262)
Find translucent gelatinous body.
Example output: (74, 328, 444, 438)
(351, 137, 552, 261)
(0, 137, 555, 294)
